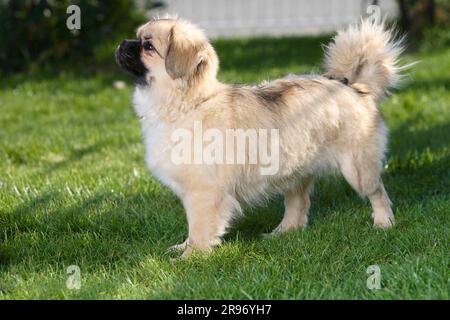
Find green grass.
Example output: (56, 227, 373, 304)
(0, 36, 449, 299)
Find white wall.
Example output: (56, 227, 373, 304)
(142, 0, 400, 38)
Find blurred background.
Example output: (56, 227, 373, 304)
(0, 0, 448, 74)
(144, 0, 400, 37)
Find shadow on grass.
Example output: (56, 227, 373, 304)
(45, 141, 109, 173)
(2, 147, 446, 272)
(0, 188, 184, 269)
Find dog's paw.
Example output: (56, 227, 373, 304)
(373, 214, 395, 229)
(262, 224, 283, 239)
(180, 245, 214, 259)
(262, 222, 306, 239)
(169, 239, 219, 259)
(167, 239, 188, 253)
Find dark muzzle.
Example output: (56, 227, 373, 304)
(115, 40, 148, 78)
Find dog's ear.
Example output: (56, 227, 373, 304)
(165, 24, 206, 80)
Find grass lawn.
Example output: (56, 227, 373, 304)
(0, 36, 448, 299)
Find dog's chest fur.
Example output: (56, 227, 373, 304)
(133, 87, 184, 196)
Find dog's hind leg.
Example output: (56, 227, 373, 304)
(266, 177, 314, 237)
(368, 183, 394, 228)
(338, 144, 394, 229)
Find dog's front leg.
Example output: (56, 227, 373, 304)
(180, 190, 233, 258)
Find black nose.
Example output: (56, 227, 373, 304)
(115, 40, 138, 64)
(118, 40, 136, 52)
(115, 39, 148, 78)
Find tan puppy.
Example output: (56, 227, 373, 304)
(116, 18, 404, 257)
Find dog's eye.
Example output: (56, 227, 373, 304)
(142, 41, 155, 51)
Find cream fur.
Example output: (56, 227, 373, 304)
(127, 18, 404, 257)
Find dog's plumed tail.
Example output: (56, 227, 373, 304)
(324, 18, 405, 101)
